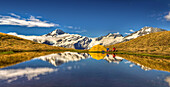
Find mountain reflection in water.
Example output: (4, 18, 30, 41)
(0, 52, 169, 87)
(39, 52, 124, 67)
(39, 52, 156, 71)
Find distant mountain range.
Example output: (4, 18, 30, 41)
(7, 26, 167, 49)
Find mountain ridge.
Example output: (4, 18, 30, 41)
(43, 29, 66, 37)
(123, 26, 167, 42)
(7, 26, 167, 49)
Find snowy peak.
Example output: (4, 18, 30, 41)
(34, 29, 92, 49)
(44, 29, 66, 37)
(96, 33, 123, 41)
(106, 33, 123, 37)
(88, 33, 124, 48)
(139, 26, 166, 34)
(123, 27, 166, 41)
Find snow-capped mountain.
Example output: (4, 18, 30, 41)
(88, 33, 124, 47)
(43, 29, 66, 37)
(7, 27, 167, 49)
(8, 29, 92, 49)
(123, 27, 166, 42)
(33, 29, 92, 49)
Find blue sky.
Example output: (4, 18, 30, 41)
(0, 0, 170, 37)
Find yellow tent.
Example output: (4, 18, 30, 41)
(89, 53, 106, 60)
(89, 45, 106, 52)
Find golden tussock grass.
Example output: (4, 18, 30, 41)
(0, 32, 68, 51)
(107, 31, 170, 56)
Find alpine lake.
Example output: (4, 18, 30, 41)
(0, 52, 169, 87)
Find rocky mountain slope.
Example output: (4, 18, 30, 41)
(7, 27, 167, 49)
(89, 33, 124, 47)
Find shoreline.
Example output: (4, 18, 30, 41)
(0, 50, 170, 58)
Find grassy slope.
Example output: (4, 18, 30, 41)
(107, 31, 170, 56)
(0, 32, 71, 51)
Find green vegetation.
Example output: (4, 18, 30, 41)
(107, 31, 170, 56)
(117, 54, 170, 72)
(0, 51, 14, 55)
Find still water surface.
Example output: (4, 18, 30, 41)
(0, 52, 169, 87)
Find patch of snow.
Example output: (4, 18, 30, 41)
(145, 28, 151, 32)
(124, 31, 140, 40)
(7, 32, 18, 36)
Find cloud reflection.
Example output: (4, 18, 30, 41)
(165, 76, 170, 86)
(0, 67, 57, 83)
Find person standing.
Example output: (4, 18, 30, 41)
(113, 47, 116, 52)
(107, 48, 109, 52)
(113, 53, 116, 58)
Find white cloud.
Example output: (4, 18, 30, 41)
(65, 26, 81, 30)
(124, 32, 130, 35)
(0, 67, 57, 83)
(36, 16, 42, 18)
(129, 29, 134, 32)
(74, 27, 80, 30)
(0, 14, 59, 27)
(165, 76, 170, 87)
(67, 26, 73, 29)
(10, 13, 20, 18)
(164, 12, 170, 21)
(28, 15, 40, 21)
(75, 30, 87, 33)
